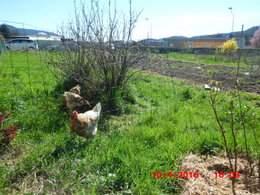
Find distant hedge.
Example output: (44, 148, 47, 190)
(156, 47, 260, 55)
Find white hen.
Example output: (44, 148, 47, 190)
(70, 103, 102, 139)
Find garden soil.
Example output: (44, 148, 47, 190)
(140, 57, 260, 94)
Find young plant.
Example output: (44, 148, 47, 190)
(208, 76, 237, 194)
(0, 125, 19, 145)
(208, 70, 260, 194)
(0, 112, 19, 145)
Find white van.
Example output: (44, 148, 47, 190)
(5, 39, 39, 50)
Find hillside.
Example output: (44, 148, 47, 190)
(141, 26, 259, 43)
(3, 24, 58, 36)
(191, 26, 259, 38)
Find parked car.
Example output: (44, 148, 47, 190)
(5, 39, 39, 50)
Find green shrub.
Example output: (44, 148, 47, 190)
(181, 88, 193, 101)
(0, 34, 5, 54)
(0, 34, 5, 41)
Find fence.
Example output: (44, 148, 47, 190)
(1, 20, 260, 134)
(149, 48, 260, 75)
(0, 21, 55, 148)
(0, 21, 172, 157)
(155, 47, 260, 55)
(1, 21, 260, 146)
(1, 21, 260, 195)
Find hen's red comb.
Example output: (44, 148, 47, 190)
(71, 110, 78, 119)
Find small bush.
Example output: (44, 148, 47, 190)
(221, 39, 238, 54)
(181, 88, 192, 101)
(0, 34, 5, 41)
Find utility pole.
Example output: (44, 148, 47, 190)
(145, 18, 152, 39)
(228, 7, 235, 35)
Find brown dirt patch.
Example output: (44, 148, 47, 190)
(139, 57, 260, 94)
(180, 154, 260, 195)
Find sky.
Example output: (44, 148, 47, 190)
(0, 0, 259, 40)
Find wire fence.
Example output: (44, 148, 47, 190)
(0, 20, 259, 160)
(0, 21, 149, 154)
(0, 21, 59, 147)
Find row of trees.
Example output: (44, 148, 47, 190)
(0, 24, 20, 40)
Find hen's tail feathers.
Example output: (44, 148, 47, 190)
(93, 102, 101, 116)
(83, 99, 93, 109)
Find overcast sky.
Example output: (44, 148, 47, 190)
(1, 0, 259, 40)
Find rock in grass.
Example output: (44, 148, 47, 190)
(204, 84, 211, 90)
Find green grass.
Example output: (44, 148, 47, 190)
(157, 52, 250, 67)
(0, 52, 259, 194)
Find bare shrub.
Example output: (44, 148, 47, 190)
(46, 0, 146, 111)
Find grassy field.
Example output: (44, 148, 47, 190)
(0, 52, 259, 194)
(157, 52, 252, 67)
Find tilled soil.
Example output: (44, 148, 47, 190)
(139, 57, 260, 94)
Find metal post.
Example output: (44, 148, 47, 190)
(145, 18, 150, 39)
(228, 7, 235, 34)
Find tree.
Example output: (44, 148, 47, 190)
(10, 29, 20, 37)
(250, 27, 260, 48)
(0, 24, 10, 39)
(46, 0, 146, 111)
